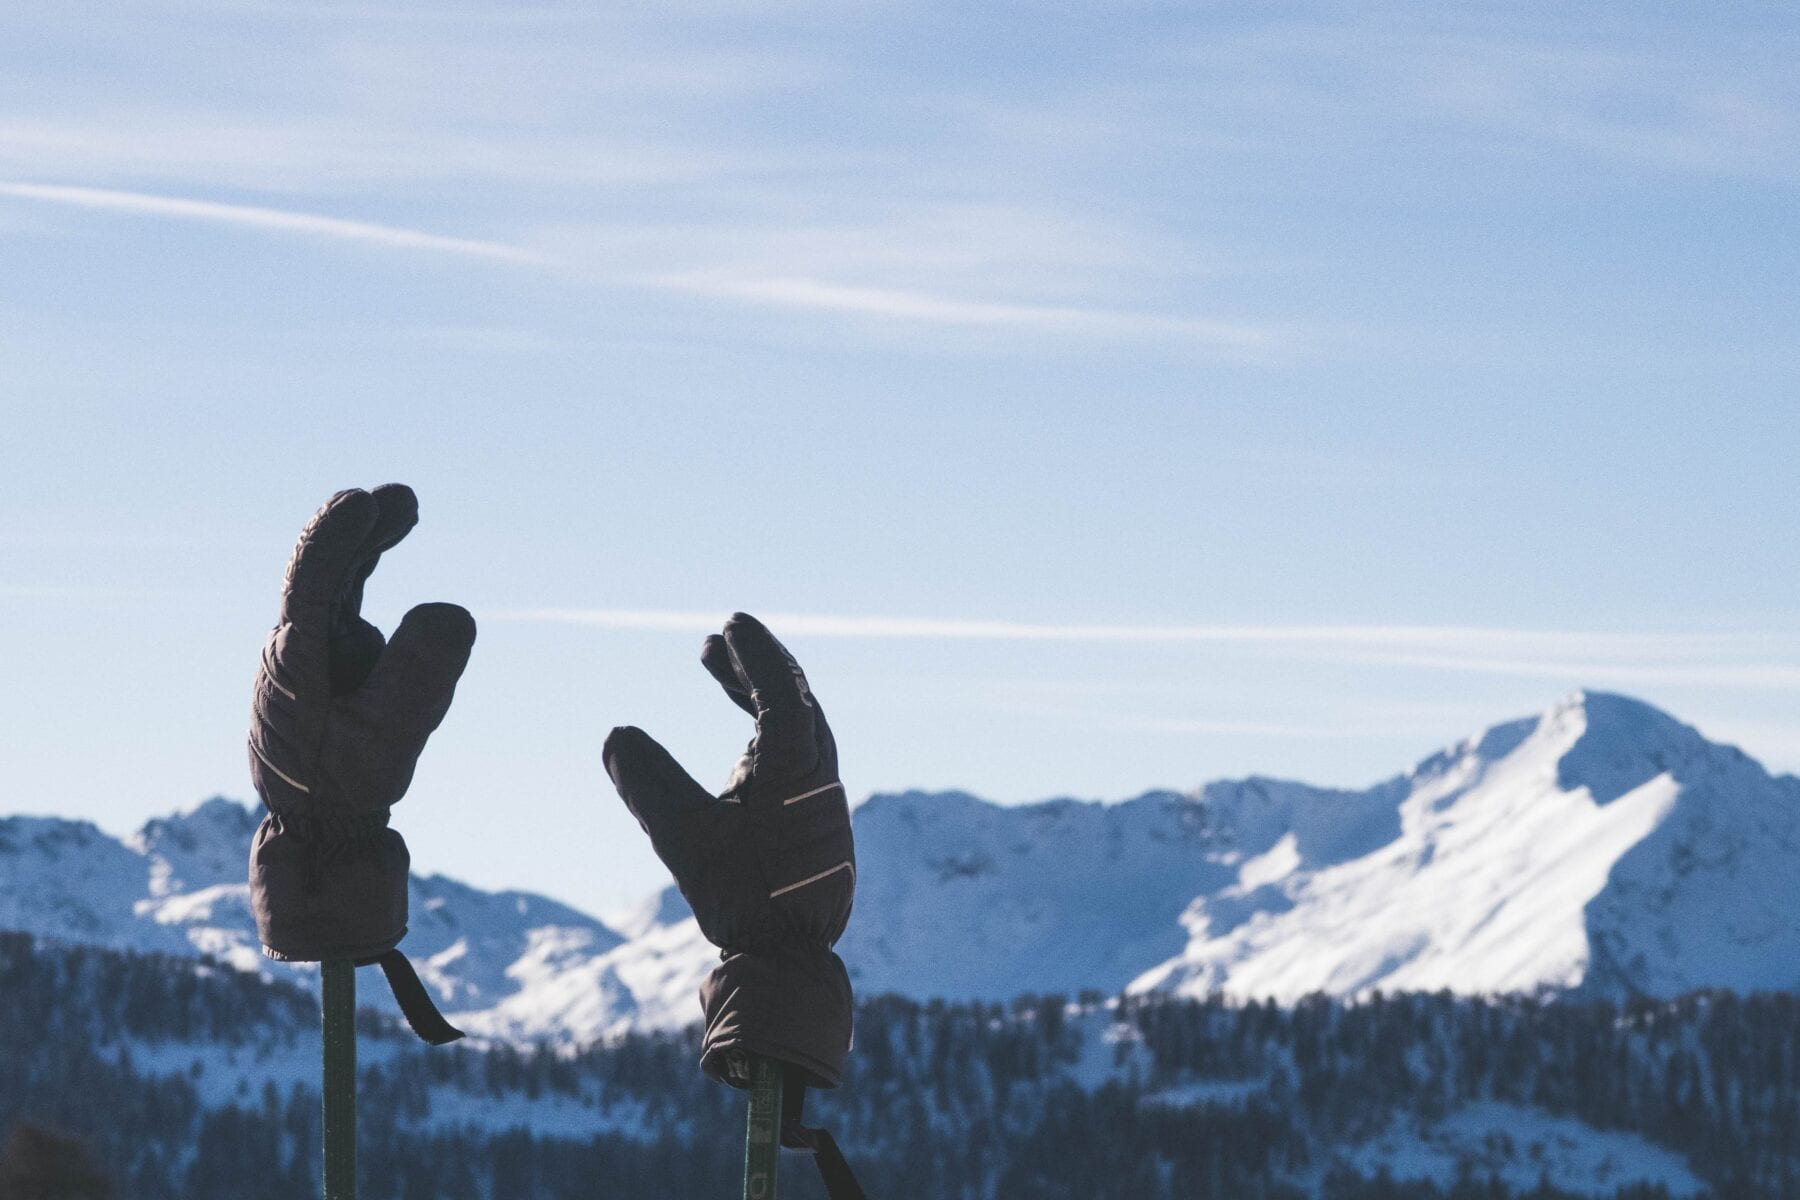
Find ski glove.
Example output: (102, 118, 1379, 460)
(248, 484, 476, 1045)
(604, 613, 855, 1089)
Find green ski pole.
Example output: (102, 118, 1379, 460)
(322, 959, 357, 1200)
(740, 1053, 784, 1200)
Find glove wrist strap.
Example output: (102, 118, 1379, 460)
(779, 1064, 868, 1200)
(364, 949, 463, 1046)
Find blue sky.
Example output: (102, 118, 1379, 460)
(2, 1, 1797, 915)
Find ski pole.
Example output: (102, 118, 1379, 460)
(322, 959, 357, 1200)
(741, 1053, 784, 1200)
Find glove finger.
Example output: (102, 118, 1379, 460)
(325, 485, 421, 696)
(328, 617, 387, 697)
(338, 483, 420, 621)
(280, 489, 379, 626)
(724, 612, 819, 769)
(603, 725, 715, 878)
(700, 634, 757, 717)
(360, 603, 477, 743)
(722, 613, 815, 713)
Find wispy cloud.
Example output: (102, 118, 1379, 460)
(487, 607, 1796, 653)
(0, 182, 548, 264)
(646, 273, 1284, 349)
(489, 608, 1800, 690)
(494, 607, 1396, 641)
(0, 181, 1277, 347)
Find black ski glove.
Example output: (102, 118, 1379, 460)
(604, 613, 855, 1089)
(247, 484, 476, 1044)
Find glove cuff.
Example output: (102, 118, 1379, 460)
(700, 946, 853, 1090)
(250, 811, 409, 963)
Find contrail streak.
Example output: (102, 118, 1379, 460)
(489, 606, 1800, 660)
(0, 181, 547, 264)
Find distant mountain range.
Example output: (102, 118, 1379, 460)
(2, 690, 1796, 1043)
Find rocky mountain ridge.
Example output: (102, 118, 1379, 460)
(2, 690, 1795, 1042)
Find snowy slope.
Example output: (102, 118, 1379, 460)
(1134, 691, 1800, 1002)
(593, 778, 1408, 1018)
(2, 690, 1797, 1044)
(617, 691, 1800, 1011)
(1341, 1102, 1706, 1197)
(845, 776, 1401, 998)
(0, 797, 625, 1035)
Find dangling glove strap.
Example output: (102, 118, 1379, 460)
(779, 1066, 869, 1200)
(366, 948, 464, 1045)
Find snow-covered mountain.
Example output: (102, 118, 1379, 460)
(2, 690, 1797, 1044)
(1134, 691, 1800, 1001)
(631, 689, 1800, 1011)
(0, 796, 628, 1037)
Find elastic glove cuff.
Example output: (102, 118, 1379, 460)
(700, 946, 853, 1090)
(250, 811, 409, 963)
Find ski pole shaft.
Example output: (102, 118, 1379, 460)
(742, 1054, 784, 1200)
(322, 959, 357, 1200)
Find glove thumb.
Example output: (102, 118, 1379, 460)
(603, 725, 716, 880)
(361, 603, 478, 742)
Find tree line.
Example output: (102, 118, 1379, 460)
(3, 933, 1796, 1198)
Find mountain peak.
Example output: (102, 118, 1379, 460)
(125, 797, 259, 900)
(1548, 691, 1722, 804)
(1411, 692, 1727, 807)
(1551, 688, 1680, 728)
(130, 796, 258, 850)
(2, 690, 1794, 1038)
(0, 813, 112, 857)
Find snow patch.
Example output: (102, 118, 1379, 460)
(1344, 1101, 1706, 1197)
